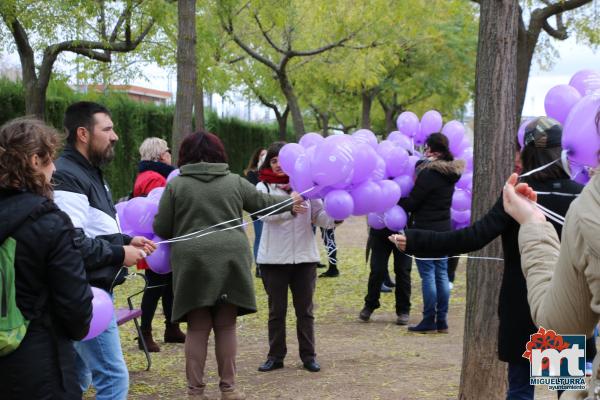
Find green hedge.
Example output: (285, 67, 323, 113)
(0, 79, 282, 199)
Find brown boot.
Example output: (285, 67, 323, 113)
(138, 329, 160, 352)
(164, 323, 186, 343)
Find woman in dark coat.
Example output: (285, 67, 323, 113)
(153, 131, 300, 400)
(394, 133, 463, 334)
(390, 117, 592, 400)
(0, 117, 93, 399)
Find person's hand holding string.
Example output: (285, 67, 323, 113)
(502, 173, 546, 225)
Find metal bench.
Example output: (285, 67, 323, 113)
(115, 273, 151, 371)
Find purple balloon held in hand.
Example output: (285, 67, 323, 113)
(384, 205, 408, 232)
(299, 132, 324, 149)
(562, 94, 600, 168)
(420, 110, 443, 137)
(367, 212, 386, 230)
(324, 190, 354, 220)
(396, 112, 420, 138)
(569, 69, 600, 96)
(544, 84, 582, 125)
(166, 168, 180, 182)
(278, 143, 305, 175)
(146, 238, 171, 274)
(351, 180, 382, 215)
(83, 287, 114, 341)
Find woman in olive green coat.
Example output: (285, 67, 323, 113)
(153, 131, 298, 400)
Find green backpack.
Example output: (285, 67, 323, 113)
(0, 237, 29, 356)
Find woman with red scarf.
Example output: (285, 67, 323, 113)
(255, 142, 335, 374)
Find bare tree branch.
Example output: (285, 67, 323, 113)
(221, 14, 278, 71)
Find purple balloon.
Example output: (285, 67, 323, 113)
(369, 155, 386, 181)
(572, 168, 591, 185)
(394, 175, 414, 198)
(352, 129, 378, 149)
(459, 147, 474, 172)
(396, 112, 420, 137)
(303, 185, 323, 200)
(569, 70, 600, 96)
(385, 147, 410, 178)
(351, 143, 378, 185)
(351, 180, 382, 215)
(166, 168, 180, 182)
(384, 205, 408, 232)
(324, 190, 354, 220)
(406, 155, 419, 176)
(452, 209, 471, 225)
(367, 212, 386, 230)
(311, 135, 354, 186)
(452, 189, 471, 211)
(443, 121, 466, 156)
(290, 153, 315, 193)
(83, 287, 114, 341)
(147, 187, 165, 200)
(544, 84, 582, 125)
(299, 132, 324, 148)
(414, 123, 427, 146)
(123, 197, 158, 234)
(279, 143, 305, 175)
(456, 172, 473, 191)
(420, 110, 443, 137)
(388, 130, 413, 151)
(377, 180, 402, 211)
(517, 118, 534, 150)
(562, 94, 600, 168)
(146, 238, 171, 274)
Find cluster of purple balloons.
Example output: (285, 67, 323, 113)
(526, 69, 600, 185)
(279, 111, 474, 232)
(115, 169, 180, 275)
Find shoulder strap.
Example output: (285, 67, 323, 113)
(259, 181, 270, 193)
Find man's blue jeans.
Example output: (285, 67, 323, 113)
(74, 314, 129, 400)
(415, 258, 449, 322)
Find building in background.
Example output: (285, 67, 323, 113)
(76, 84, 173, 106)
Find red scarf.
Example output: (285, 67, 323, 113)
(259, 168, 289, 184)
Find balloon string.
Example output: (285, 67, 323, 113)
(398, 252, 504, 262)
(518, 158, 560, 179)
(156, 186, 316, 245)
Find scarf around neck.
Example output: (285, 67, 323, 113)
(259, 168, 289, 184)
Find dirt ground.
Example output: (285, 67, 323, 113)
(91, 216, 560, 399)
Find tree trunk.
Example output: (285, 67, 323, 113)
(459, 1, 519, 399)
(195, 81, 205, 131)
(279, 73, 305, 138)
(321, 112, 330, 136)
(24, 80, 46, 119)
(172, 0, 197, 163)
(276, 110, 289, 141)
(361, 91, 373, 130)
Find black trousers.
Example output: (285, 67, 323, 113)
(320, 228, 337, 267)
(260, 263, 317, 363)
(364, 234, 412, 315)
(141, 269, 175, 330)
(447, 256, 459, 283)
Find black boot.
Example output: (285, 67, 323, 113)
(319, 264, 339, 278)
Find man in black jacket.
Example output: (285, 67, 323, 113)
(53, 101, 155, 400)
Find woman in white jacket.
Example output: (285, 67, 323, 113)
(256, 142, 335, 374)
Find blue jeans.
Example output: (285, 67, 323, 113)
(507, 362, 534, 400)
(74, 314, 129, 400)
(415, 259, 449, 321)
(252, 219, 263, 261)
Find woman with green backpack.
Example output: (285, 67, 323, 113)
(0, 117, 93, 399)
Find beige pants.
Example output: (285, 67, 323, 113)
(185, 304, 238, 395)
